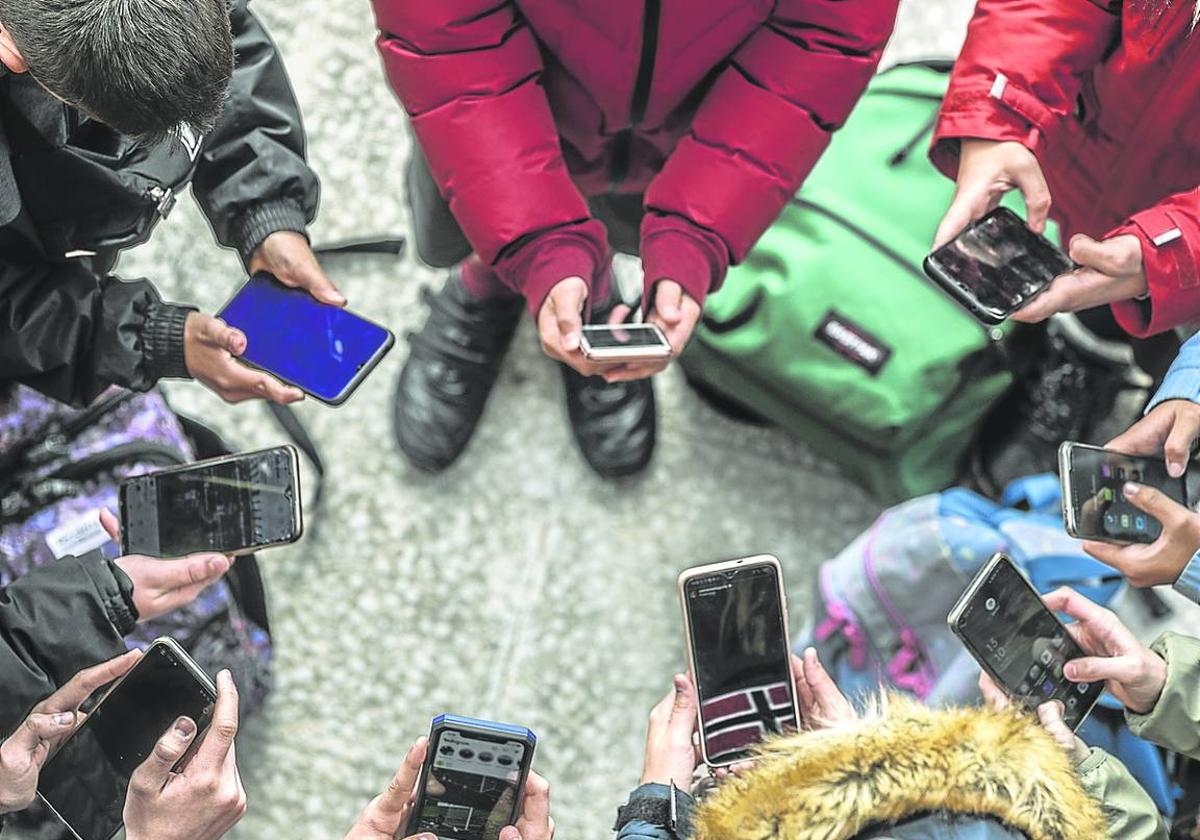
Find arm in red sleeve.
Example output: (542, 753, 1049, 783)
(641, 0, 899, 307)
(1110, 188, 1200, 337)
(930, 0, 1120, 178)
(372, 0, 608, 315)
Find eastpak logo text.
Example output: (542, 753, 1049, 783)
(814, 311, 892, 376)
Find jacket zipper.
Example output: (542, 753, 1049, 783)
(609, 0, 662, 190)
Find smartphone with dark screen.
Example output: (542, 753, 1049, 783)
(923, 207, 1075, 324)
(37, 638, 217, 840)
(579, 324, 672, 365)
(678, 554, 800, 767)
(948, 553, 1102, 731)
(119, 445, 302, 557)
(1059, 442, 1188, 544)
(217, 272, 394, 405)
(405, 715, 536, 840)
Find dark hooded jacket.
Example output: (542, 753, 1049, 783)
(0, 0, 318, 406)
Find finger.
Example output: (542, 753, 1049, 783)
(667, 674, 698, 740)
(1068, 234, 1140, 277)
(154, 553, 233, 591)
(499, 829, 523, 840)
(1123, 482, 1190, 530)
(204, 318, 247, 357)
(792, 652, 817, 716)
(7, 711, 77, 755)
(1036, 700, 1077, 748)
(190, 669, 238, 775)
(129, 716, 198, 793)
(1041, 587, 1110, 630)
(1012, 159, 1052, 233)
(651, 281, 683, 324)
(1163, 410, 1200, 478)
(801, 646, 844, 708)
(1081, 540, 1142, 577)
(933, 187, 989, 251)
(606, 304, 633, 326)
(978, 671, 1009, 711)
(99, 509, 121, 543)
(219, 363, 303, 405)
(377, 737, 429, 817)
(36, 649, 142, 713)
(1063, 653, 1140, 684)
(520, 771, 551, 829)
(293, 262, 346, 307)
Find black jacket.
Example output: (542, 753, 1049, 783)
(0, 0, 319, 406)
(0, 552, 136, 731)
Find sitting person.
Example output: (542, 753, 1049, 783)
(615, 648, 1164, 839)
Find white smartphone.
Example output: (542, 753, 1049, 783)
(678, 554, 801, 767)
(579, 323, 672, 364)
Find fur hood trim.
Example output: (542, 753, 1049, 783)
(693, 696, 1107, 840)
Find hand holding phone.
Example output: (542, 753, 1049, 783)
(579, 323, 672, 365)
(119, 445, 302, 558)
(924, 206, 1074, 324)
(948, 554, 1103, 731)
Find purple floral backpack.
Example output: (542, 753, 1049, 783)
(0, 384, 273, 712)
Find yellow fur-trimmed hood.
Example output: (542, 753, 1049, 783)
(693, 696, 1107, 840)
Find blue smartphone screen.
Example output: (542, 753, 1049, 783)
(218, 273, 392, 402)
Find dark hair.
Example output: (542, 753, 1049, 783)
(0, 0, 233, 145)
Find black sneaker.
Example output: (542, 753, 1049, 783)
(971, 315, 1143, 496)
(393, 269, 524, 472)
(559, 297, 657, 479)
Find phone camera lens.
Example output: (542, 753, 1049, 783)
(478, 752, 494, 763)
(985, 597, 998, 612)
(458, 748, 474, 759)
(497, 755, 514, 766)
(439, 745, 454, 755)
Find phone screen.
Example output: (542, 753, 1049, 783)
(684, 563, 798, 764)
(1066, 445, 1187, 543)
(122, 447, 298, 556)
(38, 643, 216, 840)
(954, 556, 1102, 730)
(218, 272, 393, 402)
(412, 728, 528, 840)
(581, 325, 669, 350)
(929, 208, 1074, 318)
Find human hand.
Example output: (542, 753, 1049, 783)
(1010, 234, 1146, 323)
(498, 773, 555, 840)
(184, 312, 303, 404)
(600, 281, 698, 383)
(0, 650, 141, 814)
(1108, 399, 1200, 479)
(537, 277, 605, 376)
(102, 511, 233, 622)
(639, 674, 701, 789)
(123, 670, 246, 840)
(977, 672, 1089, 763)
(249, 231, 345, 307)
(793, 647, 857, 730)
(1082, 482, 1200, 588)
(1042, 587, 1167, 714)
(341, 737, 432, 840)
(933, 139, 1052, 250)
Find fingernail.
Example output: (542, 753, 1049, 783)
(1124, 481, 1141, 496)
(564, 334, 580, 351)
(53, 712, 74, 726)
(207, 557, 223, 574)
(333, 293, 347, 305)
(174, 717, 196, 738)
(217, 669, 233, 687)
(1064, 663, 1077, 679)
(1169, 461, 1185, 478)
(673, 674, 687, 693)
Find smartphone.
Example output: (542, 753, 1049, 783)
(1058, 442, 1189, 544)
(119, 445, 302, 557)
(406, 714, 537, 840)
(948, 553, 1103, 731)
(217, 272, 395, 405)
(579, 323, 672, 364)
(38, 638, 217, 840)
(678, 555, 800, 767)
(923, 206, 1075, 324)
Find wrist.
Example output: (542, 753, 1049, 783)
(233, 199, 308, 265)
(1139, 654, 1168, 714)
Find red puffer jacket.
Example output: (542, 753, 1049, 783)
(931, 0, 1200, 337)
(373, 0, 898, 315)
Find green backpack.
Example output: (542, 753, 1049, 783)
(680, 61, 1051, 503)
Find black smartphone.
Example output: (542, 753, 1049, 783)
(1059, 442, 1189, 544)
(678, 555, 800, 766)
(948, 553, 1103, 731)
(37, 638, 217, 840)
(217, 272, 395, 405)
(406, 715, 537, 840)
(119, 445, 302, 557)
(923, 206, 1075, 324)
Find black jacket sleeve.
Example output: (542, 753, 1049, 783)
(0, 239, 194, 406)
(191, 0, 320, 264)
(0, 553, 137, 732)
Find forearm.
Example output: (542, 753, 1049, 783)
(1126, 633, 1200, 758)
(1075, 748, 1168, 840)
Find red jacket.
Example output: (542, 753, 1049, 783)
(373, 0, 897, 315)
(931, 0, 1200, 337)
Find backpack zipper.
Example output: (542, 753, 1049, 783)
(609, 0, 662, 190)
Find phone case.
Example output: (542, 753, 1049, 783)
(216, 273, 396, 406)
(118, 445, 303, 556)
(677, 554, 799, 768)
(405, 715, 537, 838)
(922, 254, 1006, 325)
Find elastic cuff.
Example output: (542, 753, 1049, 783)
(233, 199, 309, 264)
(1173, 550, 1200, 605)
(641, 231, 723, 314)
(143, 303, 197, 382)
(104, 559, 140, 631)
(512, 241, 600, 320)
(1075, 746, 1109, 776)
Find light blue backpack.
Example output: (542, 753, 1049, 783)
(796, 474, 1181, 816)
